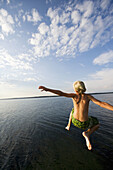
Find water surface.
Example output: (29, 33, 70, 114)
(0, 95, 113, 169)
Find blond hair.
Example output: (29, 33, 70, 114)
(73, 81, 86, 94)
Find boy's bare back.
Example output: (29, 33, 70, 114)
(72, 93, 90, 122)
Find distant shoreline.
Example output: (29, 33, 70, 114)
(0, 95, 59, 101)
(0, 92, 113, 101)
(87, 92, 113, 95)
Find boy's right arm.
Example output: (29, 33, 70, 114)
(38, 86, 76, 98)
(88, 95, 113, 111)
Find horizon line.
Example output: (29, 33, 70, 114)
(0, 91, 113, 101)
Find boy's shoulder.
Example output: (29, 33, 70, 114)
(83, 94, 92, 100)
(84, 93, 92, 97)
(85, 94, 96, 101)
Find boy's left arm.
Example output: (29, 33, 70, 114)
(88, 95, 113, 111)
(38, 86, 76, 98)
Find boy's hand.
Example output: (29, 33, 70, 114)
(38, 86, 48, 92)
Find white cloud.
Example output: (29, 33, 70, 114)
(0, 8, 14, 35)
(59, 11, 70, 25)
(7, 0, 10, 4)
(47, 7, 61, 26)
(0, 47, 40, 98)
(90, 16, 104, 48)
(0, 49, 33, 70)
(26, 8, 42, 24)
(91, 68, 113, 80)
(17, 52, 36, 62)
(14, 9, 24, 24)
(100, 0, 110, 10)
(24, 77, 37, 82)
(18, 9, 24, 17)
(86, 68, 113, 92)
(79, 17, 94, 52)
(0, 0, 10, 4)
(29, 22, 75, 57)
(93, 50, 113, 65)
(71, 10, 81, 25)
(0, 81, 15, 87)
(28, 0, 113, 58)
(22, 15, 26, 22)
(0, 33, 4, 40)
(76, 1, 93, 18)
(38, 22, 49, 35)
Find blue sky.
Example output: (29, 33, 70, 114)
(0, 0, 113, 98)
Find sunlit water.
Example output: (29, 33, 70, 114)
(0, 95, 113, 170)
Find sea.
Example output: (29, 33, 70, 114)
(0, 94, 113, 170)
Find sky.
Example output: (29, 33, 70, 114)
(0, 0, 113, 98)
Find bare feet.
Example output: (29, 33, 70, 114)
(82, 132, 92, 150)
(65, 125, 70, 130)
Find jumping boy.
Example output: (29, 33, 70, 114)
(38, 81, 113, 150)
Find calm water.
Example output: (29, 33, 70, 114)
(0, 95, 113, 170)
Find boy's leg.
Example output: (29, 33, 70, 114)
(82, 124, 100, 150)
(65, 111, 72, 130)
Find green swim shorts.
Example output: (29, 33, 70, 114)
(71, 108, 99, 130)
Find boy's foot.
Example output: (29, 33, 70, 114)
(82, 132, 92, 150)
(65, 126, 70, 130)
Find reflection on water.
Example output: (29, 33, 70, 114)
(0, 95, 113, 169)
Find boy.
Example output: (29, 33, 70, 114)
(39, 81, 113, 150)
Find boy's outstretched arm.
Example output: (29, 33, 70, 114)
(38, 86, 76, 98)
(88, 95, 113, 111)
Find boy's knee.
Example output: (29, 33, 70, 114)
(96, 124, 100, 128)
(97, 123, 100, 127)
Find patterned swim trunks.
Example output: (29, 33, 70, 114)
(71, 108, 99, 130)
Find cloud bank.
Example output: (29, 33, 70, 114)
(93, 50, 113, 65)
(87, 50, 113, 92)
(28, 0, 113, 58)
(0, 8, 14, 35)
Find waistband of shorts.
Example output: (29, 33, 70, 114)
(72, 114, 89, 124)
(71, 108, 89, 124)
